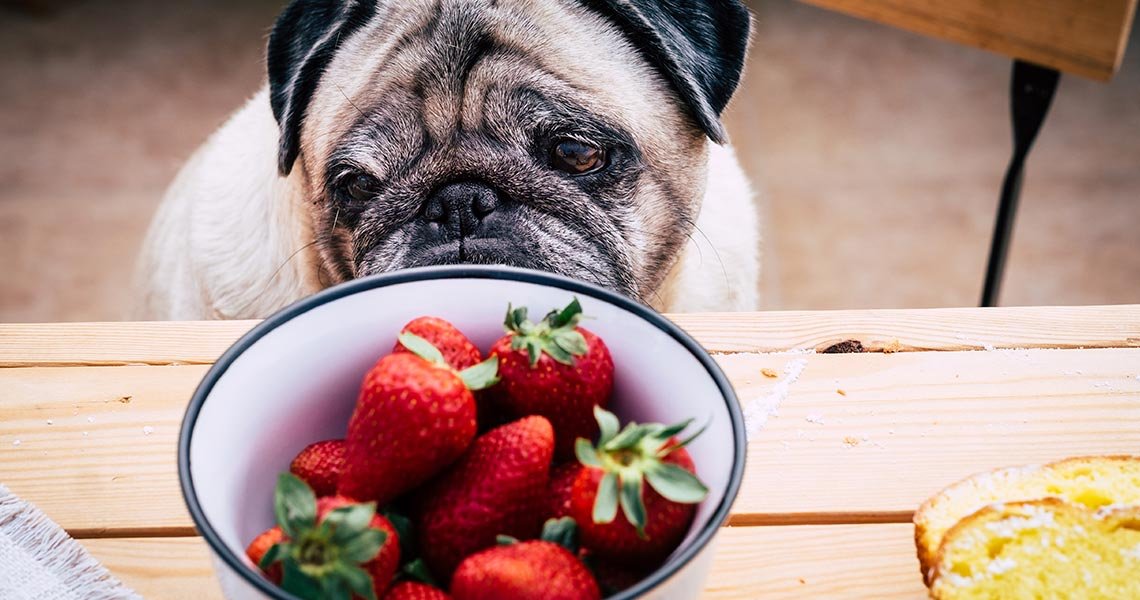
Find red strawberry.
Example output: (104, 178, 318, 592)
(393, 317, 482, 370)
(290, 439, 345, 497)
(339, 334, 498, 505)
(570, 408, 708, 567)
(451, 541, 600, 600)
(490, 299, 613, 459)
(383, 582, 452, 600)
(318, 496, 402, 595)
(245, 526, 285, 583)
(415, 416, 555, 580)
(548, 462, 582, 519)
(257, 474, 397, 599)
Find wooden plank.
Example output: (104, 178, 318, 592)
(726, 347, 1140, 524)
(3, 348, 1138, 534)
(671, 305, 1140, 354)
(3, 305, 1138, 366)
(0, 365, 207, 537)
(80, 526, 927, 600)
(705, 524, 925, 599)
(82, 537, 223, 600)
(798, 0, 1138, 81)
(0, 321, 259, 367)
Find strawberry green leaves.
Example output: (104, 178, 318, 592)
(399, 558, 437, 588)
(576, 408, 709, 537)
(541, 517, 580, 553)
(645, 463, 708, 504)
(595, 408, 621, 446)
(548, 298, 584, 329)
(275, 472, 317, 539)
(592, 472, 619, 524)
(457, 357, 500, 391)
(397, 332, 447, 366)
(619, 477, 647, 539)
(503, 298, 590, 366)
(400, 558, 439, 587)
(397, 332, 499, 391)
(262, 473, 387, 600)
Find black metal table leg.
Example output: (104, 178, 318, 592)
(980, 60, 1061, 307)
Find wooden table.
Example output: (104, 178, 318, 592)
(2, 305, 1139, 598)
(798, 0, 1137, 81)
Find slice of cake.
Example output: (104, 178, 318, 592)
(914, 456, 1140, 582)
(929, 500, 1140, 600)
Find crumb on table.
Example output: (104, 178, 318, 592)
(761, 368, 779, 379)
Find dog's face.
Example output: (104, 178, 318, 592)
(269, 0, 749, 303)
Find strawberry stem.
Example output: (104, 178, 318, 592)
(577, 408, 710, 537)
(261, 474, 387, 600)
(503, 298, 589, 366)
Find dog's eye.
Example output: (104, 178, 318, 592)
(342, 173, 380, 202)
(550, 140, 606, 175)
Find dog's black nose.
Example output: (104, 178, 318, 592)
(423, 181, 500, 237)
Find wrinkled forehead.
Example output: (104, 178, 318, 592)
(299, 0, 690, 180)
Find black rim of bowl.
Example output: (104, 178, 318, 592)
(178, 265, 747, 599)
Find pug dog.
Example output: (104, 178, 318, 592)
(134, 0, 759, 320)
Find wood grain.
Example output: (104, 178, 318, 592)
(4, 347, 1137, 535)
(79, 526, 928, 600)
(706, 524, 926, 599)
(82, 537, 223, 600)
(0, 365, 207, 537)
(0, 321, 259, 367)
(670, 305, 1140, 354)
(797, 0, 1138, 81)
(2, 305, 1137, 367)
(724, 347, 1140, 524)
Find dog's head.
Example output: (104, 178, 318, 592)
(269, 0, 749, 302)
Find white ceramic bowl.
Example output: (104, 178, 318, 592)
(179, 266, 745, 600)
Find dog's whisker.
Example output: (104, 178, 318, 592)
(684, 229, 703, 267)
(255, 238, 323, 301)
(680, 216, 731, 293)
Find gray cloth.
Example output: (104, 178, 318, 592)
(0, 484, 141, 600)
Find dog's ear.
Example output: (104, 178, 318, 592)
(268, 0, 380, 176)
(583, 0, 750, 144)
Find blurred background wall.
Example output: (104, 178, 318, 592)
(1, 0, 1137, 322)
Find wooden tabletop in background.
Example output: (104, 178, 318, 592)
(2, 305, 1139, 598)
(799, 0, 1138, 80)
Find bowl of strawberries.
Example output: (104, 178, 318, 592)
(179, 265, 745, 600)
